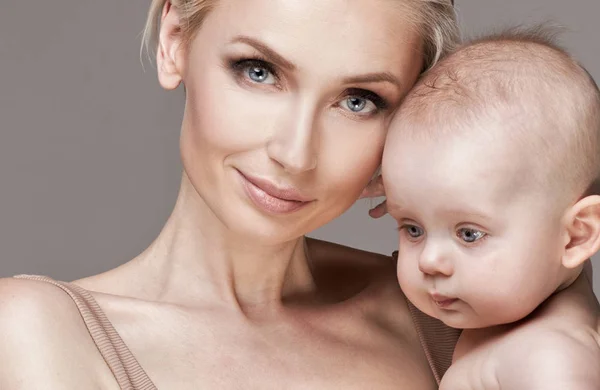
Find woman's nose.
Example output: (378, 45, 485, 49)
(267, 101, 318, 174)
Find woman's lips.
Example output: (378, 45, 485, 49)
(237, 170, 313, 214)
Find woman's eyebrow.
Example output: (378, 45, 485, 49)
(342, 72, 402, 89)
(229, 35, 402, 90)
(229, 35, 296, 71)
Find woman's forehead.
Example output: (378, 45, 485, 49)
(200, 0, 423, 83)
(210, 0, 421, 46)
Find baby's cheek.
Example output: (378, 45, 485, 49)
(468, 284, 537, 326)
(396, 257, 421, 293)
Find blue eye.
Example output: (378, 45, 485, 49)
(457, 228, 486, 243)
(402, 224, 425, 239)
(230, 58, 278, 86)
(346, 97, 368, 112)
(342, 96, 377, 115)
(247, 66, 273, 84)
(341, 89, 386, 116)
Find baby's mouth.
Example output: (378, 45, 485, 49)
(430, 293, 458, 308)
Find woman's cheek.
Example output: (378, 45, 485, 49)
(185, 79, 291, 152)
(318, 118, 387, 194)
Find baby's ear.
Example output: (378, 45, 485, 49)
(561, 195, 600, 269)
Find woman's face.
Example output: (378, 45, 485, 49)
(159, 0, 422, 242)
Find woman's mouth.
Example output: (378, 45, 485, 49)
(237, 170, 314, 214)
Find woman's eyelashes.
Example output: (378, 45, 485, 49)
(226, 57, 389, 118)
(339, 88, 388, 118)
(228, 58, 281, 88)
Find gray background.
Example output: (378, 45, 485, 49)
(1, 1, 598, 298)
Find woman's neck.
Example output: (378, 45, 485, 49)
(135, 173, 317, 313)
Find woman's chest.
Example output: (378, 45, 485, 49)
(144, 340, 435, 389)
(115, 310, 437, 389)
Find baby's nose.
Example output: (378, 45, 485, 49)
(418, 247, 454, 277)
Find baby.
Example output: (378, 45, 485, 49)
(382, 29, 600, 389)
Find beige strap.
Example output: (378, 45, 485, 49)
(16, 271, 460, 387)
(14, 275, 157, 390)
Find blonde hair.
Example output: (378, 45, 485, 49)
(141, 0, 460, 71)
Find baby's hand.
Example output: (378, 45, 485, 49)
(359, 175, 388, 218)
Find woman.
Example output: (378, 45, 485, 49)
(0, 0, 594, 388)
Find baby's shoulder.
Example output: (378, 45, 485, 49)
(506, 321, 600, 357)
(0, 277, 116, 388)
(498, 325, 600, 388)
(443, 323, 600, 390)
(490, 324, 599, 389)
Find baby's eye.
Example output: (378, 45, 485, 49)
(456, 228, 486, 243)
(400, 224, 425, 240)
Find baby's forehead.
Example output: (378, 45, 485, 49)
(385, 37, 600, 202)
(384, 126, 535, 204)
(391, 37, 586, 130)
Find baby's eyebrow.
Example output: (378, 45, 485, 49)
(442, 209, 492, 222)
(386, 202, 410, 216)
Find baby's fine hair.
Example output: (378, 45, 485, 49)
(394, 25, 600, 201)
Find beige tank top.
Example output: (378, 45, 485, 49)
(14, 274, 459, 389)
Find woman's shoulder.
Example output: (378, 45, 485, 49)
(306, 237, 398, 285)
(0, 276, 117, 388)
(0, 276, 93, 323)
(306, 237, 395, 271)
(306, 238, 406, 306)
(0, 276, 82, 328)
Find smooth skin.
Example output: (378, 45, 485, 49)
(0, 1, 435, 389)
(384, 133, 600, 389)
(1, 1, 597, 389)
(382, 47, 600, 389)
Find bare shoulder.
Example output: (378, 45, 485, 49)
(305, 237, 415, 327)
(306, 239, 436, 385)
(0, 277, 117, 389)
(496, 326, 600, 389)
(306, 237, 407, 305)
(306, 237, 397, 284)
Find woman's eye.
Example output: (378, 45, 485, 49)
(230, 59, 278, 86)
(401, 225, 425, 239)
(246, 65, 275, 84)
(457, 228, 486, 243)
(339, 89, 387, 117)
(344, 96, 377, 114)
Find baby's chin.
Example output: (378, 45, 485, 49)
(436, 310, 526, 330)
(430, 311, 474, 329)
(425, 304, 507, 330)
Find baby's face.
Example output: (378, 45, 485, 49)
(382, 128, 568, 329)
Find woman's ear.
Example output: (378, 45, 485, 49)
(157, 1, 185, 90)
(561, 195, 600, 269)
